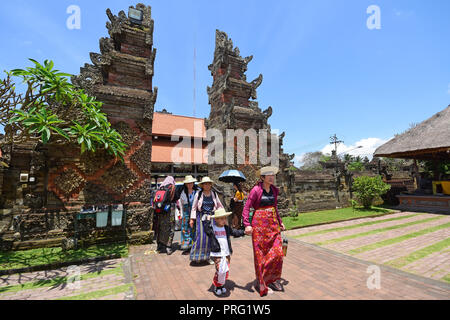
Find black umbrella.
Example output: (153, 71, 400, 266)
(218, 170, 247, 184)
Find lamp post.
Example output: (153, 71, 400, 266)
(330, 135, 363, 206)
(330, 135, 344, 206)
(128, 7, 144, 25)
(339, 146, 363, 201)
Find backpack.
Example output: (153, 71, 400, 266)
(153, 186, 173, 214)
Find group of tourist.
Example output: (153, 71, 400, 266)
(152, 166, 286, 297)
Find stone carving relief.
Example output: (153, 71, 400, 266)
(54, 169, 86, 198)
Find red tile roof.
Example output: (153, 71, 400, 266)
(151, 139, 207, 164)
(152, 113, 206, 138)
(151, 112, 208, 164)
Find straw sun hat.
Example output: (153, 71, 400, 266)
(211, 208, 232, 219)
(259, 166, 279, 176)
(198, 176, 214, 186)
(182, 175, 197, 184)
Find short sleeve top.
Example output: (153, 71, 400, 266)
(259, 188, 275, 207)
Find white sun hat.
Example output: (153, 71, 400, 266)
(259, 166, 279, 176)
(211, 208, 232, 219)
(182, 175, 197, 184)
(198, 176, 214, 186)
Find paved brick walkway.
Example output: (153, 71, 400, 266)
(129, 235, 450, 300)
(296, 213, 426, 243)
(286, 211, 450, 283)
(355, 228, 449, 263)
(2, 212, 448, 300)
(403, 250, 450, 279)
(0, 258, 133, 300)
(300, 216, 441, 244)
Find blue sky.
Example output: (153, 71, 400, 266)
(1, 0, 449, 165)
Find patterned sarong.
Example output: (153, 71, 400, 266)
(252, 206, 283, 296)
(190, 212, 211, 262)
(180, 203, 194, 250)
(156, 205, 175, 247)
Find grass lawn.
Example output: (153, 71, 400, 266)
(0, 266, 124, 294)
(283, 206, 396, 230)
(385, 237, 450, 269)
(57, 284, 133, 300)
(0, 243, 128, 271)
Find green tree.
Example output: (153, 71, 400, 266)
(342, 153, 354, 162)
(352, 175, 391, 209)
(348, 161, 364, 172)
(289, 204, 299, 220)
(1, 59, 127, 160)
(420, 160, 450, 179)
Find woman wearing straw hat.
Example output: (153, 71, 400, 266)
(242, 166, 286, 296)
(189, 177, 224, 264)
(204, 208, 244, 296)
(179, 175, 200, 252)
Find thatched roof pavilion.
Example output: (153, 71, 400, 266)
(374, 105, 450, 213)
(374, 105, 450, 160)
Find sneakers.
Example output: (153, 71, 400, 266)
(214, 286, 227, 296)
(158, 244, 167, 254)
(214, 287, 222, 296)
(208, 259, 215, 265)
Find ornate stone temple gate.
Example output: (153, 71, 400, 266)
(0, 4, 157, 250)
(0, 6, 300, 252)
(206, 30, 295, 212)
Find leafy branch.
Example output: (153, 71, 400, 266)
(0, 59, 127, 161)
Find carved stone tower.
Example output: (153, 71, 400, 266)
(0, 4, 158, 250)
(206, 30, 294, 207)
(70, 3, 156, 207)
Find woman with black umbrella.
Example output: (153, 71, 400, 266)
(219, 170, 247, 233)
(230, 182, 246, 232)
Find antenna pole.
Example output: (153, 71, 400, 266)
(193, 41, 196, 117)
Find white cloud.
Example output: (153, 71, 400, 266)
(393, 9, 414, 17)
(294, 153, 306, 167)
(320, 137, 391, 160)
(292, 137, 391, 168)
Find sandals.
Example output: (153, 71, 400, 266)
(270, 281, 283, 291)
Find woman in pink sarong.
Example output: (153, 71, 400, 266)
(243, 166, 286, 297)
